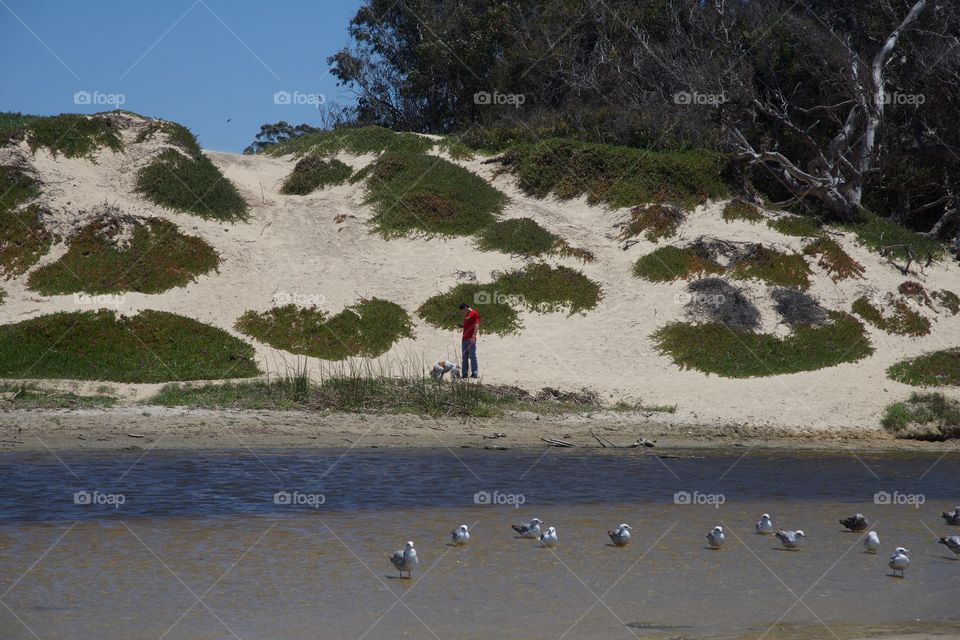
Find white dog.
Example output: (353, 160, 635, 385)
(430, 360, 460, 380)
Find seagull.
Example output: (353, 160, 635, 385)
(540, 526, 559, 548)
(608, 524, 633, 546)
(939, 535, 960, 559)
(864, 531, 881, 553)
(451, 524, 470, 546)
(706, 525, 725, 549)
(755, 514, 774, 535)
(389, 541, 418, 578)
(888, 547, 910, 577)
(775, 529, 805, 550)
(942, 507, 960, 525)
(839, 514, 869, 531)
(512, 518, 543, 538)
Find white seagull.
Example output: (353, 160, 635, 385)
(451, 524, 470, 546)
(755, 514, 774, 535)
(706, 525, 725, 549)
(540, 526, 559, 548)
(389, 541, 418, 578)
(888, 547, 910, 577)
(608, 523, 633, 547)
(512, 518, 543, 539)
(939, 535, 960, 559)
(775, 529, 805, 550)
(864, 531, 881, 554)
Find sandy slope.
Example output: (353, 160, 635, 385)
(1, 117, 959, 432)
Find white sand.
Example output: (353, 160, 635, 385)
(2, 115, 958, 431)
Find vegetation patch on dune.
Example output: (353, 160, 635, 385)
(0, 310, 259, 382)
(417, 283, 520, 335)
(499, 139, 727, 209)
(363, 151, 507, 237)
(653, 311, 872, 378)
(683, 277, 760, 330)
(0, 166, 54, 276)
(236, 298, 413, 360)
(932, 289, 960, 315)
(771, 288, 827, 327)
(722, 198, 763, 223)
(887, 348, 960, 387)
(766, 215, 823, 237)
(0, 383, 116, 409)
(280, 156, 352, 195)
(28, 214, 219, 295)
(840, 213, 944, 261)
(264, 125, 434, 157)
(802, 237, 864, 280)
(136, 149, 247, 220)
(852, 295, 930, 337)
(882, 393, 960, 441)
(4, 113, 124, 158)
(620, 204, 685, 242)
(729, 246, 812, 289)
(633, 245, 723, 282)
(135, 120, 202, 157)
(419, 264, 601, 334)
(475, 218, 592, 261)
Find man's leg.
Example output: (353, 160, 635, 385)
(468, 340, 478, 378)
(461, 340, 471, 377)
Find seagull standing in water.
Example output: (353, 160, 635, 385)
(888, 547, 910, 577)
(608, 524, 633, 547)
(839, 514, 869, 531)
(942, 507, 960, 525)
(512, 518, 543, 539)
(451, 524, 470, 546)
(706, 526, 725, 549)
(939, 536, 960, 559)
(755, 514, 774, 535)
(389, 541, 418, 578)
(540, 527, 559, 548)
(864, 531, 881, 554)
(775, 529, 805, 550)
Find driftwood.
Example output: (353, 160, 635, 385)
(590, 429, 655, 448)
(880, 244, 932, 275)
(541, 437, 576, 447)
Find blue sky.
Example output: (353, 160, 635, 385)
(0, 0, 362, 152)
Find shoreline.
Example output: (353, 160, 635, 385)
(0, 406, 953, 454)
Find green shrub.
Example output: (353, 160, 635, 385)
(495, 263, 602, 314)
(0, 166, 54, 276)
(0, 310, 259, 382)
(887, 348, 960, 387)
(264, 125, 434, 157)
(730, 246, 812, 289)
(475, 218, 560, 256)
(27, 216, 219, 294)
(840, 213, 945, 261)
(882, 392, 960, 440)
(633, 246, 723, 282)
(767, 215, 823, 237)
(363, 152, 507, 237)
(653, 311, 873, 378)
(933, 289, 960, 315)
(417, 283, 520, 335)
(852, 296, 930, 337)
(136, 149, 247, 220)
(236, 298, 413, 360)
(499, 138, 727, 209)
(22, 114, 124, 158)
(722, 198, 764, 223)
(280, 156, 353, 194)
(803, 237, 864, 280)
(0, 112, 40, 144)
(0, 383, 116, 409)
(620, 204, 685, 242)
(135, 120, 202, 157)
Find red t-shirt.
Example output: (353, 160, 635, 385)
(462, 309, 480, 339)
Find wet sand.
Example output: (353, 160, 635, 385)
(0, 406, 952, 454)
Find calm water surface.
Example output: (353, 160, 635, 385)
(1, 447, 958, 639)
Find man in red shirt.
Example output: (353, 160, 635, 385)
(458, 302, 480, 378)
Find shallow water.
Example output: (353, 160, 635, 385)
(1, 447, 958, 639)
